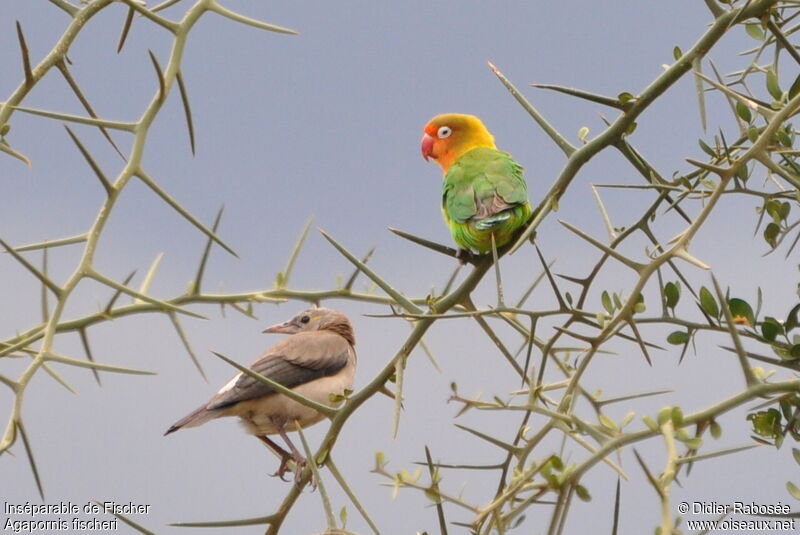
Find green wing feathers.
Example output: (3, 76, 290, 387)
(442, 147, 531, 253)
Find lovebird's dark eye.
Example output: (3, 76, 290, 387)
(300, 315, 311, 324)
(437, 126, 452, 139)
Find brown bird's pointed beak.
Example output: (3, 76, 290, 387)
(263, 321, 291, 334)
(421, 133, 434, 161)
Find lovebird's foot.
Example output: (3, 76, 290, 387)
(455, 248, 474, 265)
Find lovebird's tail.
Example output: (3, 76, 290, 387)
(474, 212, 511, 230)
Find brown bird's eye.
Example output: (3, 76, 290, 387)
(301, 315, 311, 324)
(437, 126, 452, 139)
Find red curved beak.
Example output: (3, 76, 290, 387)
(421, 133, 435, 161)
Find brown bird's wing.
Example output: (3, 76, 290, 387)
(206, 331, 352, 411)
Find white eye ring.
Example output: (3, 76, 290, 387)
(437, 126, 452, 139)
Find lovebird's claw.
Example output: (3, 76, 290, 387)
(455, 248, 473, 265)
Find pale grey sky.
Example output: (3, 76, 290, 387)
(2, 2, 798, 534)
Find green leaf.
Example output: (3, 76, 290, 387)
(664, 281, 680, 309)
(550, 456, 564, 471)
(767, 68, 783, 101)
(599, 413, 618, 432)
(745, 23, 765, 41)
(618, 92, 635, 105)
(747, 125, 759, 142)
(780, 398, 794, 420)
(774, 346, 792, 361)
(736, 162, 749, 182)
(642, 415, 658, 432)
(578, 126, 589, 142)
(681, 437, 703, 449)
(780, 201, 791, 221)
(667, 331, 690, 345)
(633, 293, 646, 314)
(710, 420, 722, 439)
(424, 487, 441, 503)
(673, 46, 682, 60)
(789, 73, 800, 101)
(575, 484, 591, 502)
(699, 286, 719, 318)
(621, 411, 635, 428)
(764, 222, 780, 248)
(777, 128, 793, 147)
(657, 406, 672, 426)
(698, 138, 716, 157)
(748, 408, 782, 439)
(671, 406, 684, 427)
(601, 290, 614, 314)
(728, 298, 755, 327)
(736, 101, 752, 123)
(788, 481, 800, 500)
(766, 199, 782, 223)
(790, 344, 800, 360)
(793, 448, 800, 466)
(761, 317, 783, 341)
(786, 304, 800, 332)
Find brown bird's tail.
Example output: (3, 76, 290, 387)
(164, 405, 218, 435)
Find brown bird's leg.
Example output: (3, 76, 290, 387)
(257, 436, 294, 482)
(277, 426, 316, 488)
(273, 423, 320, 489)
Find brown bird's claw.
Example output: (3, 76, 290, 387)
(272, 469, 292, 482)
(271, 452, 316, 489)
(293, 457, 318, 490)
(291, 455, 306, 487)
(271, 453, 294, 482)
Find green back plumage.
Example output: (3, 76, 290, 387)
(442, 146, 531, 253)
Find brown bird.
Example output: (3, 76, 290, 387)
(165, 307, 356, 483)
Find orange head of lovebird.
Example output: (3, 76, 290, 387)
(421, 113, 496, 173)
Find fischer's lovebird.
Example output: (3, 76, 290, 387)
(421, 113, 532, 256)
